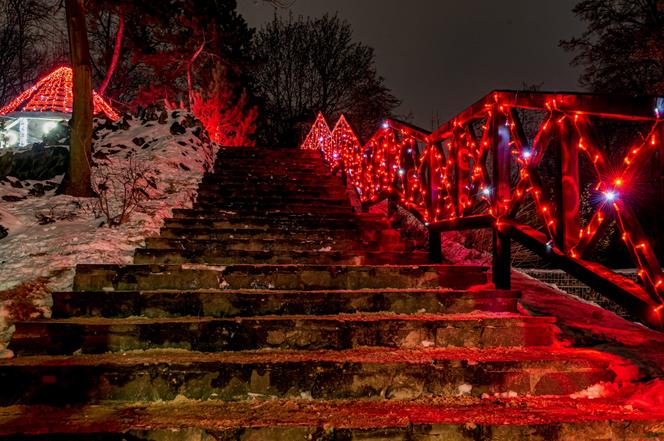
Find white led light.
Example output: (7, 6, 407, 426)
(4, 130, 18, 146)
(604, 191, 618, 202)
(42, 121, 58, 134)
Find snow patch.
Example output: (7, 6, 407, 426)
(570, 382, 618, 400)
(0, 110, 218, 355)
(457, 383, 473, 396)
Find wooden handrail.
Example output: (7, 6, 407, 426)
(302, 91, 664, 328)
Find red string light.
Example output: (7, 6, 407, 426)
(0, 67, 120, 120)
(302, 93, 664, 312)
(301, 112, 332, 151)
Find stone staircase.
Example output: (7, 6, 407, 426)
(0, 146, 660, 440)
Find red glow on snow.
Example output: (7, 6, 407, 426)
(0, 67, 120, 120)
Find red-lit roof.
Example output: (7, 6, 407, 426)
(0, 66, 120, 120)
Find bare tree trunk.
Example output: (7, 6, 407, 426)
(98, 10, 124, 96)
(59, 0, 95, 197)
(187, 40, 206, 108)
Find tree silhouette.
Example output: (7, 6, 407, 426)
(561, 0, 664, 95)
(250, 13, 399, 146)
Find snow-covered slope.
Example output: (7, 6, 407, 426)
(0, 110, 218, 355)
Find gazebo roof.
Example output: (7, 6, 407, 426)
(0, 66, 120, 120)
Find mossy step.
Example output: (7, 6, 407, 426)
(1, 397, 662, 440)
(72, 263, 489, 292)
(11, 312, 557, 355)
(132, 247, 430, 266)
(194, 193, 348, 203)
(0, 347, 629, 405)
(172, 206, 356, 216)
(52, 288, 520, 318)
(163, 216, 390, 230)
(143, 237, 409, 253)
(158, 226, 401, 242)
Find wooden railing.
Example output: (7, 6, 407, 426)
(301, 91, 664, 328)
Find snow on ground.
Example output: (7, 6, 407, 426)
(0, 110, 218, 356)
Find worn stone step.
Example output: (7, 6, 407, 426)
(194, 199, 352, 212)
(217, 149, 321, 156)
(215, 157, 323, 164)
(72, 263, 489, 292)
(133, 247, 430, 265)
(201, 177, 342, 187)
(52, 288, 518, 318)
(208, 167, 331, 175)
(196, 190, 348, 202)
(171, 209, 381, 220)
(204, 169, 335, 176)
(195, 192, 348, 204)
(2, 397, 662, 440)
(164, 214, 391, 230)
(0, 347, 629, 405)
(11, 312, 558, 355)
(215, 153, 323, 162)
(216, 149, 322, 158)
(199, 181, 345, 192)
(158, 226, 405, 243)
(143, 237, 410, 253)
(172, 205, 355, 217)
(162, 218, 388, 232)
(212, 159, 326, 167)
(203, 170, 337, 179)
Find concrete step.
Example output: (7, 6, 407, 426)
(143, 237, 411, 253)
(72, 263, 489, 291)
(10, 313, 558, 355)
(2, 397, 661, 440)
(133, 248, 431, 265)
(0, 347, 628, 405)
(52, 288, 519, 318)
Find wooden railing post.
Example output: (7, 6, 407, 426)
(387, 194, 398, 218)
(556, 120, 580, 253)
(427, 141, 443, 263)
(492, 112, 511, 289)
(428, 226, 442, 263)
(492, 229, 511, 289)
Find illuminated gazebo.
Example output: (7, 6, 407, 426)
(0, 66, 120, 148)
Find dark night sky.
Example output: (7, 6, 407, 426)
(237, 0, 586, 130)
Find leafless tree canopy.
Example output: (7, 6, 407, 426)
(561, 0, 664, 95)
(250, 13, 399, 146)
(0, 0, 68, 105)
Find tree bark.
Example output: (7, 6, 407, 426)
(98, 10, 124, 96)
(187, 40, 206, 108)
(59, 0, 95, 197)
